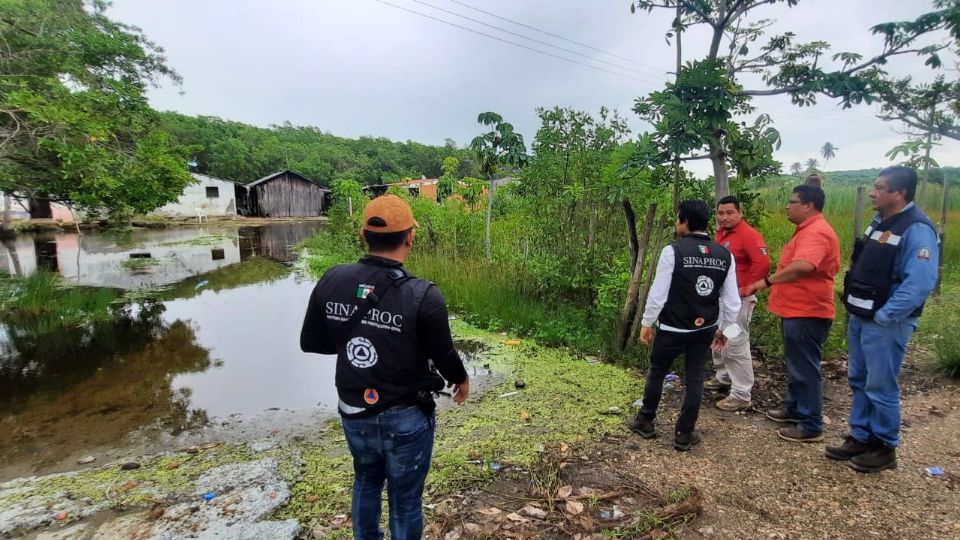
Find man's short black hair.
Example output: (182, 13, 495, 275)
(717, 195, 740, 210)
(879, 166, 918, 202)
(793, 184, 825, 212)
(362, 228, 411, 251)
(678, 199, 710, 232)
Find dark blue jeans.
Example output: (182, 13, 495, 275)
(781, 317, 832, 435)
(341, 405, 435, 540)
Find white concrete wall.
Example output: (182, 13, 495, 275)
(154, 173, 238, 217)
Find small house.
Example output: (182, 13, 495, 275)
(363, 177, 440, 201)
(154, 173, 239, 217)
(238, 170, 329, 217)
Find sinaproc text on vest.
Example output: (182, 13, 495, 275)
(325, 302, 404, 332)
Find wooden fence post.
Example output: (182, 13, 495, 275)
(853, 186, 867, 241)
(629, 222, 669, 347)
(936, 174, 949, 294)
(618, 204, 657, 351)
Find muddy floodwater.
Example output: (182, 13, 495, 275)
(0, 223, 491, 481)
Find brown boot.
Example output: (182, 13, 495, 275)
(776, 426, 823, 443)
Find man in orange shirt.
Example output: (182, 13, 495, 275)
(745, 185, 840, 443)
(708, 196, 771, 411)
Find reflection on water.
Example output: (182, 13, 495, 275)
(0, 222, 490, 478)
(0, 223, 329, 476)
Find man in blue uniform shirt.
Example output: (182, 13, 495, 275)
(827, 166, 939, 473)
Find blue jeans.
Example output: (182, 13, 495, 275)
(341, 406, 435, 540)
(847, 315, 916, 448)
(781, 317, 832, 435)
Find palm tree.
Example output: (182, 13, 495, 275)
(790, 162, 803, 176)
(820, 142, 838, 170)
(470, 112, 527, 263)
(805, 158, 820, 172)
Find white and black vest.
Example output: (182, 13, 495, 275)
(843, 205, 937, 319)
(658, 234, 732, 332)
(312, 260, 439, 417)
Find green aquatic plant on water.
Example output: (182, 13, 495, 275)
(0, 272, 117, 330)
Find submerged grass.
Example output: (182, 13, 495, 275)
(0, 272, 117, 330)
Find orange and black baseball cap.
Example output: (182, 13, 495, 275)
(361, 195, 420, 233)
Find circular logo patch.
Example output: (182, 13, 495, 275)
(363, 388, 379, 405)
(346, 337, 378, 368)
(695, 275, 715, 296)
(694, 317, 705, 327)
(878, 231, 892, 244)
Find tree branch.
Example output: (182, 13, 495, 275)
(740, 46, 937, 96)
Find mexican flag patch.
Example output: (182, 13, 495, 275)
(698, 245, 711, 254)
(356, 284, 375, 299)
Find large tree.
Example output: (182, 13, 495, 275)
(0, 0, 192, 224)
(630, 0, 957, 199)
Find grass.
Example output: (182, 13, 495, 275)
(298, 181, 960, 367)
(273, 320, 642, 531)
(0, 272, 117, 331)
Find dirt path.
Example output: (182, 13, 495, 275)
(430, 353, 960, 540)
(616, 354, 960, 539)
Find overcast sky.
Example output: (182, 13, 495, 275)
(108, 0, 959, 176)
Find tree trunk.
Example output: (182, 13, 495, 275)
(619, 204, 657, 351)
(710, 143, 731, 200)
(921, 118, 933, 209)
(0, 235, 23, 277)
(485, 177, 494, 263)
(623, 199, 639, 272)
(587, 207, 597, 252)
(2, 192, 11, 231)
(673, 159, 681, 211)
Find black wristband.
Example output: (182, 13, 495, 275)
(764, 276, 772, 287)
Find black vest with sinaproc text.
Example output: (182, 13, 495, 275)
(843, 205, 937, 319)
(312, 260, 437, 417)
(658, 234, 732, 331)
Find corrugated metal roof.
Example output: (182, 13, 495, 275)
(245, 170, 328, 190)
(191, 172, 242, 185)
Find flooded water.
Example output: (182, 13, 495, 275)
(0, 223, 383, 479)
(0, 223, 494, 480)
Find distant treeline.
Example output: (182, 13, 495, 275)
(158, 113, 482, 186)
(779, 166, 960, 186)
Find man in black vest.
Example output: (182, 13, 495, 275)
(300, 195, 469, 539)
(627, 200, 741, 451)
(827, 166, 939, 473)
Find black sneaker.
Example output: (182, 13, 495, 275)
(848, 445, 897, 473)
(627, 414, 656, 439)
(765, 408, 800, 424)
(674, 430, 701, 452)
(825, 435, 877, 461)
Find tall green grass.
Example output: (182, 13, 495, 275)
(0, 272, 118, 334)
(300, 181, 959, 369)
(752, 182, 960, 367)
(407, 253, 607, 352)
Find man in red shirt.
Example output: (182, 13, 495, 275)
(745, 185, 840, 443)
(707, 196, 771, 411)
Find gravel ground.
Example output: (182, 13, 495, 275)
(617, 354, 960, 539)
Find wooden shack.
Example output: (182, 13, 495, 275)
(238, 170, 329, 217)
